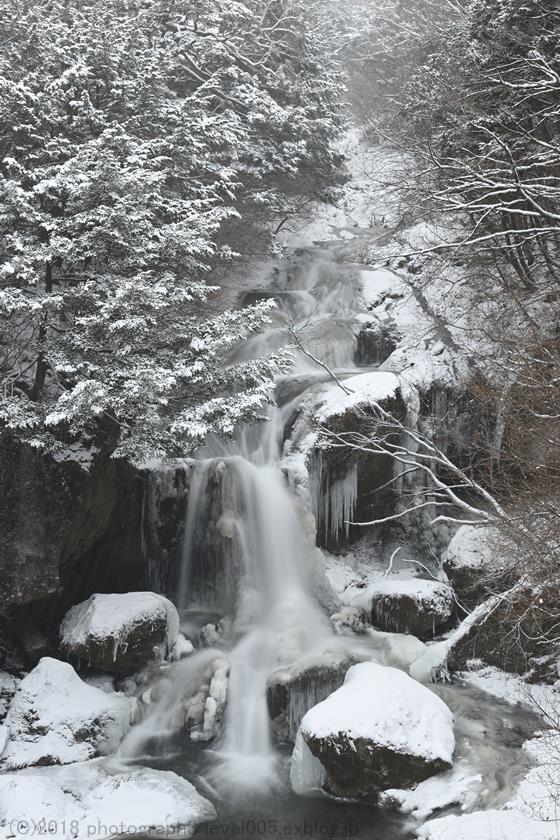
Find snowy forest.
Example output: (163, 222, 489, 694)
(0, 1, 559, 838)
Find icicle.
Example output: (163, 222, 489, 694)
(310, 449, 358, 545)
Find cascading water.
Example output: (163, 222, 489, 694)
(122, 239, 541, 830)
(180, 457, 330, 791)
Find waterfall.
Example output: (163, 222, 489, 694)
(129, 250, 365, 795)
(191, 458, 329, 792)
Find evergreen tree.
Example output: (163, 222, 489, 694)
(0, 0, 345, 459)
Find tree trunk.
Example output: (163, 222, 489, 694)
(30, 261, 53, 401)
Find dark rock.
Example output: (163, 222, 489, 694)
(369, 580, 454, 639)
(266, 652, 360, 743)
(310, 386, 406, 550)
(355, 326, 396, 367)
(0, 437, 88, 607)
(305, 734, 451, 799)
(59, 592, 179, 676)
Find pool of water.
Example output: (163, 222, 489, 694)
(147, 743, 413, 840)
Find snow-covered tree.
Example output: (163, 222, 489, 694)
(0, 0, 344, 459)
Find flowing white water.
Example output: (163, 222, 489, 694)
(125, 241, 540, 819)
(187, 458, 329, 792)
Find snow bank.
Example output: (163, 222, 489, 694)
(315, 372, 400, 423)
(302, 662, 454, 766)
(60, 592, 179, 674)
(0, 658, 131, 769)
(381, 762, 482, 820)
(417, 809, 555, 840)
(0, 760, 216, 839)
(359, 268, 401, 307)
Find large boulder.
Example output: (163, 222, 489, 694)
(0, 761, 216, 839)
(353, 578, 454, 639)
(293, 662, 454, 799)
(0, 657, 131, 769)
(60, 592, 179, 675)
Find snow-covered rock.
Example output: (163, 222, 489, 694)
(442, 525, 502, 609)
(314, 371, 400, 423)
(0, 658, 131, 769)
(294, 662, 454, 799)
(169, 632, 194, 661)
(380, 762, 482, 819)
(416, 810, 556, 840)
(352, 578, 454, 638)
(0, 760, 216, 839)
(60, 592, 179, 675)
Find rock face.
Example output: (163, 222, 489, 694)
(0, 437, 88, 607)
(295, 662, 454, 799)
(358, 578, 454, 639)
(59, 456, 150, 603)
(307, 372, 406, 550)
(355, 324, 396, 366)
(60, 592, 179, 675)
(0, 657, 131, 769)
(0, 438, 190, 661)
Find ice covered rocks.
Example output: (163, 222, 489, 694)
(361, 578, 455, 638)
(0, 657, 131, 769)
(293, 662, 454, 799)
(0, 762, 216, 839)
(60, 592, 180, 675)
(267, 650, 362, 743)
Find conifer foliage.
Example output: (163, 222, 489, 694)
(0, 0, 344, 459)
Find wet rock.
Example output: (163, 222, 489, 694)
(296, 662, 454, 799)
(0, 657, 131, 769)
(59, 592, 179, 675)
